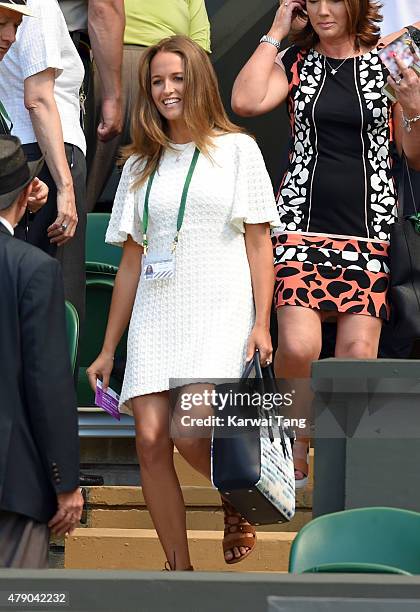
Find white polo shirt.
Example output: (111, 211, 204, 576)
(380, 0, 420, 36)
(0, 0, 86, 155)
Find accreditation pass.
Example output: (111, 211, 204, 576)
(0, 591, 69, 607)
(143, 256, 175, 281)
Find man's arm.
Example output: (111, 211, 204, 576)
(21, 256, 83, 534)
(21, 257, 80, 496)
(25, 69, 78, 245)
(88, 0, 125, 141)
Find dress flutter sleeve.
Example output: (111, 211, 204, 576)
(105, 156, 144, 247)
(230, 134, 281, 233)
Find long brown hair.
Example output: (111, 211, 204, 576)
(290, 0, 382, 50)
(123, 35, 244, 187)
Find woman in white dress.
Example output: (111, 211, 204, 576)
(87, 35, 280, 570)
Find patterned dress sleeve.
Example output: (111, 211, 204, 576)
(277, 45, 306, 130)
(105, 156, 144, 247)
(230, 134, 280, 233)
(278, 45, 301, 85)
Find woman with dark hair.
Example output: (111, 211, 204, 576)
(87, 35, 280, 569)
(232, 0, 420, 485)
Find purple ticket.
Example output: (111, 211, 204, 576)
(95, 380, 121, 420)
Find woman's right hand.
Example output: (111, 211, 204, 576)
(269, 0, 307, 41)
(86, 352, 115, 392)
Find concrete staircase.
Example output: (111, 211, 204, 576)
(65, 450, 313, 572)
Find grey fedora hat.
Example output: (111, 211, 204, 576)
(0, 1, 33, 16)
(0, 135, 44, 210)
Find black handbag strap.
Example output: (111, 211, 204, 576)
(404, 156, 418, 216)
(241, 351, 263, 381)
(240, 351, 292, 456)
(241, 350, 279, 380)
(407, 25, 420, 47)
(398, 154, 418, 220)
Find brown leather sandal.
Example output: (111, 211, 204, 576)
(221, 497, 256, 565)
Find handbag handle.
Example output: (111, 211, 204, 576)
(241, 351, 293, 456)
(404, 156, 418, 216)
(398, 154, 418, 220)
(240, 350, 263, 381)
(241, 350, 277, 381)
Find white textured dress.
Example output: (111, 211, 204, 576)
(106, 133, 280, 414)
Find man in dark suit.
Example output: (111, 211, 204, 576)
(0, 135, 83, 568)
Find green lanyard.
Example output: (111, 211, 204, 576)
(0, 100, 12, 134)
(142, 146, 200, 254)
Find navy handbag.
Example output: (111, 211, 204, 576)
(211, 353, 295, 526)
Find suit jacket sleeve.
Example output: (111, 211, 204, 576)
(20, 256, 80, 494)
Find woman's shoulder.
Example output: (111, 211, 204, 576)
(212, 131, 259, 152)
(211, 133, 267, 169)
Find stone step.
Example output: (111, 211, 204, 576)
(83, 485, 312, 534)
(80, 438, 212, 486)
(80, 440, 314, 488)
(88, 507, 311, 532)
(65, 528, 296, 572)
(174, 450, 209, 487)
(84, 485, 313, 510)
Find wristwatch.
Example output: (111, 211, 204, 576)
(259, 34, 282, 51)
(402, 112, 420, 133)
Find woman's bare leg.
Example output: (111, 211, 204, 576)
(335, 313, 382, 358)
(172, 383, 213, 480)
(173, 383, 251, 562)
(275, 306, 323, 480)
(275, 306, 323, 378)
(132, 392, 191, 570)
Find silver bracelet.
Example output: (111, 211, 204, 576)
(259, 34, 282, 51)
(402, 112, 420, 133)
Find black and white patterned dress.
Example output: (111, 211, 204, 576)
(273, 46, 397, 320)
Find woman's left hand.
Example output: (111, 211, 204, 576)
(47, 185, 78, 246)
(388, 56, 420, 116)
(27, 178, 49, 213)
(246, 323, 273, 366)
